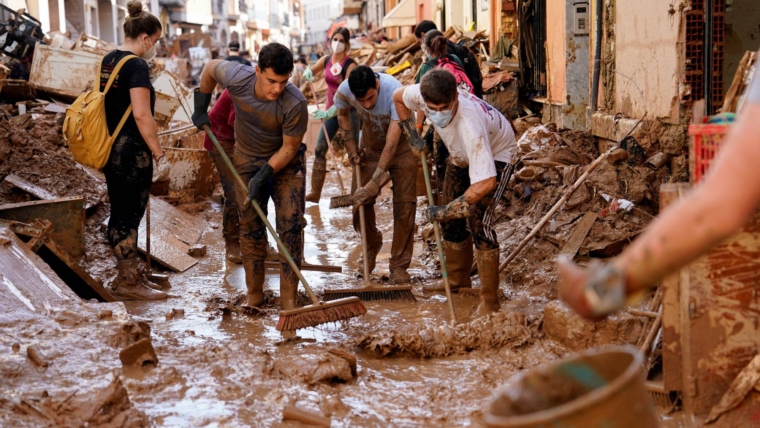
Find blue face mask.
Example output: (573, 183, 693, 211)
(427, 108, 454, 128)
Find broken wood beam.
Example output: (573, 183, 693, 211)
(282, 406, 331, 427)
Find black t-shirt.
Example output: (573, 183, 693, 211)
(100, 50, 155, 138)
(224, 55, 252, 66)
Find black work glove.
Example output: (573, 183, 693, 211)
(399, 118, 427, 156)
(248, 164, 274, 203)
(426, 195, 471, 222)
(192, 89, 213, 130)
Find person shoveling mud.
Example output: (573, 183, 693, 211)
(394, 69, 517, 316)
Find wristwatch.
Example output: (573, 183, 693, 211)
(583, 263, 627, 317)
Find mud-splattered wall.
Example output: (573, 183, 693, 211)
(614, 0, 681, 121)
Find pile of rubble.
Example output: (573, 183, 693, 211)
(301, 27, 519, 117)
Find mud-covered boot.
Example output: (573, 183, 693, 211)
(136, 260, 168, 291)
(306, 158, 327, 202)
(423, 237, 473, 292)
(226, 239, 243, 264)
(111, 258, 168, 301)
(243, 261, 265, 308)
(475, 247, 501, 317)
(389, 267, 411, 284)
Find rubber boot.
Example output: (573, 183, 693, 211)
(243, 261, 265, 308)
(306, 158, 327, 202)
(111, 258, 168, 301)
(475, 247, 501, 317)
(226, 239, 243, 264)
(423, 237, 473, 292)
(389, 267, 411, 284)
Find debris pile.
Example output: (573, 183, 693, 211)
(357, 311, 539, 358)
(413, 122, 670, 301)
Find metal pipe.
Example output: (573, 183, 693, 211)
(591, 0, 604, 113)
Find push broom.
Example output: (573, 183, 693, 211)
(323, 165, 416, 301)
(203, 126, 366, 331)
(420, 152, 457, 325)
(306, 82, 352, 208)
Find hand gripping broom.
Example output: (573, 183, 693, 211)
(203, 126, 366, 331)
(323, 165, 416, 301)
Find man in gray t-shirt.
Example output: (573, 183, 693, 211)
(334, 66, 416, 284)
(192, 43, 308, 316)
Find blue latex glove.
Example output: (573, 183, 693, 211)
(312, 105, 338, 120)
(303, 66, 313, 83)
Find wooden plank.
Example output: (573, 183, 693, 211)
(0, 197, 85, 259)
(558, 212, 598, 259)
(660, 183, 690, 392)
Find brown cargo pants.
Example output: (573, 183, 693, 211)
(233, 144, 307, 285)
(352, 148, 417, 271)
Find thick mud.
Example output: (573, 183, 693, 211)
(0, 118, 675, 426)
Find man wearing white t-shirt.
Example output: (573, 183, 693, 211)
(393, 69, 517, 316)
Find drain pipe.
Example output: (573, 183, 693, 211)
(591, 0, 604, 113)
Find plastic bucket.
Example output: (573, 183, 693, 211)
(484, 346, 658, 428)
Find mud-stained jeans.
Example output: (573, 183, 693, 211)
(233, 144, 307, 281)
(103, 134, 153, 260)
(440, 160, 514, 251)
(352, 150, 417, 270)
(209, 139, 240, 243)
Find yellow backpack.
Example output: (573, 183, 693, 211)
(63, 54, 137, 169)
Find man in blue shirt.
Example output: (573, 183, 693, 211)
(334, 66, 417, 284)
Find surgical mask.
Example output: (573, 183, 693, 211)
(421, 45, 432, 60)
(331, 40, 345, 54)
(142, 38, 156, 61)
(427, 108, 454, 128)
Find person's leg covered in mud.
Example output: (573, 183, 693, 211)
(469, 161, 514, 316)
(103, 134, 166, 300)
(209, 139, 242, 263)
(234, 149, 271, 308)
(424, 161, 473, 292)
(271, 144, 307, 310)
(351, 156, 383, 273)
(387, 152, 417, 284)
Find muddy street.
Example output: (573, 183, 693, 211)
(116, 157, 562, 426)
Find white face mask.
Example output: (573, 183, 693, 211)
(331, 40, 346, 54)
(421, 45, 432, 60)
(427, 107, 454, 128)
(142, 37, 157, 61)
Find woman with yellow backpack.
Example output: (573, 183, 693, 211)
(100, 1, 166, 300)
